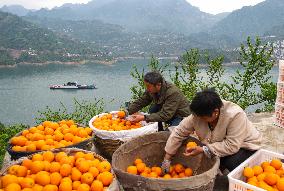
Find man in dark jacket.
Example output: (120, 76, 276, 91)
(127, 71, 191, 131)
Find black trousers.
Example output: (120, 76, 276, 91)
(220, 148, 256, 171)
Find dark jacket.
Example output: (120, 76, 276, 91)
(128, 80, 190, 122)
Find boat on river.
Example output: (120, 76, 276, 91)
(49, 82, 96, 89)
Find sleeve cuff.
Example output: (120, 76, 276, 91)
(203, 146, 213, 158)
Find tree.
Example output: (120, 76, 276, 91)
(129, 37, 276, 112)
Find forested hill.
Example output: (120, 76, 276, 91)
(0, 11, 107, 65)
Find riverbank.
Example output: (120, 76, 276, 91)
(0, 59, 116, 68)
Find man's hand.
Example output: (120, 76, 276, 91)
(128, 114, 144, 123)
(161, 159, 171, 174)
(183, 146, 203, 157)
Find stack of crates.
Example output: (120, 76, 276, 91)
(275, 60, 284, 127)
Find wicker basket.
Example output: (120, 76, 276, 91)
(1, 148, 120, 191)
(7, 125, 94, 160)
(94, 136, 124, 160)
(112, 131, 220, 191)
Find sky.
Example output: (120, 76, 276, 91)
(0, 0, 266, 14)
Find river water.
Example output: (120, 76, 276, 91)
(0, 58, 279, 125)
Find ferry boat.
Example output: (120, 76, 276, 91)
(49, 82, 96, 89)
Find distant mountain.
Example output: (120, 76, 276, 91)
(0, 11, 107, 65)
(210, 0, 284, 41)
(27, 0, 225, 34)
(24, 16, 126, 43)
(0, 11, 78, 51)
(0, 5, 32, 16)
(264, 24, 284, 38)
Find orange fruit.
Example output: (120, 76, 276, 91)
(97, 171, 113, 186)
(127, 166, 137, 175)
(22, 129, 30, 136)
(8, 165, 20, 175)
(140, 172, 148, 177)
(264, 166, 276, 174)
(163, 174, 171, 179)
(252, 165, 263, 176)
(84, 153, 95, 161)
(264, 173, 278, 186)
(26, 144, 37, 151)
(22, 159, 33, 170)
(77, 129, 88, 138)
(148, 172, 158, 178)
(66, 120, 75, 127)
(89, 167, 99, 178)
(77, 160, 90, 173)
(58, 181, 72, 191)
(59, 157, 73, 166)
(72, 181, 81, 190)
(35, 140, 46, 150)
(55, 152, 67, 162)
(42, 184, 58, 191)
(277, 169, 284, 177)
(81, 172, 94, 185)
(32, 184, 44, 191)
(277, 178, 284, 191)
(71, 168, 82, 181)
(77, 183, 90, 191)
(50, 122, 59, 130)
(50, 172, 62, 186)
(247, 176, 258, 183)
(259, 180, 274, 191)
(4, 183, 21, 191)
(60, 177, 72, 184)
(184, 168, 193, 177)
(144, 167, 151, 174)
(89, 159, 100, 168)
(35, 171, 51, 186)
(186, 141, 197, 148)
(20, 177, 35, 188)
(60, 164, 72, 177)
(262, 161, 271, 169)
(90, 180, 103, 191)
(134, 158, 143, 166)
(174, 164, 185, 173)
(97, 161, 111, 173)
(152, 167, 162, 176)
(16, 165, 28, 177)
(257, 172, 268, 181)
(243, 167, 254, 178)
(74, 151, 85, 160)
(45, 128, 54, 135)
(43, 151, 55, 162)
(63, 133, 74, 142)
(54, 133, 64, 142)
(32, 154, 44, 161)
(30, 161, 45, 174)
(271, 159, 283, 170)
(136, 163, 146, 173)
(50, 162, 61, 173)
(117, 111, 125, 118)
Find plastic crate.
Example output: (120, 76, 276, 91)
(228, 149, 284, 191)
(276, 82, 284, 103)
(274, 102, 284, 128)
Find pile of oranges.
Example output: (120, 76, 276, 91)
(243, 158, 284, 191)
(92, 111, 142, 131)
(0, 151, 113, 191)
(10, 120, 93, 152)
(126, 158, 193, 179)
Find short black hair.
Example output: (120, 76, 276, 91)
(190, 89, 223, 116)
(144, 71, 163, 85)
